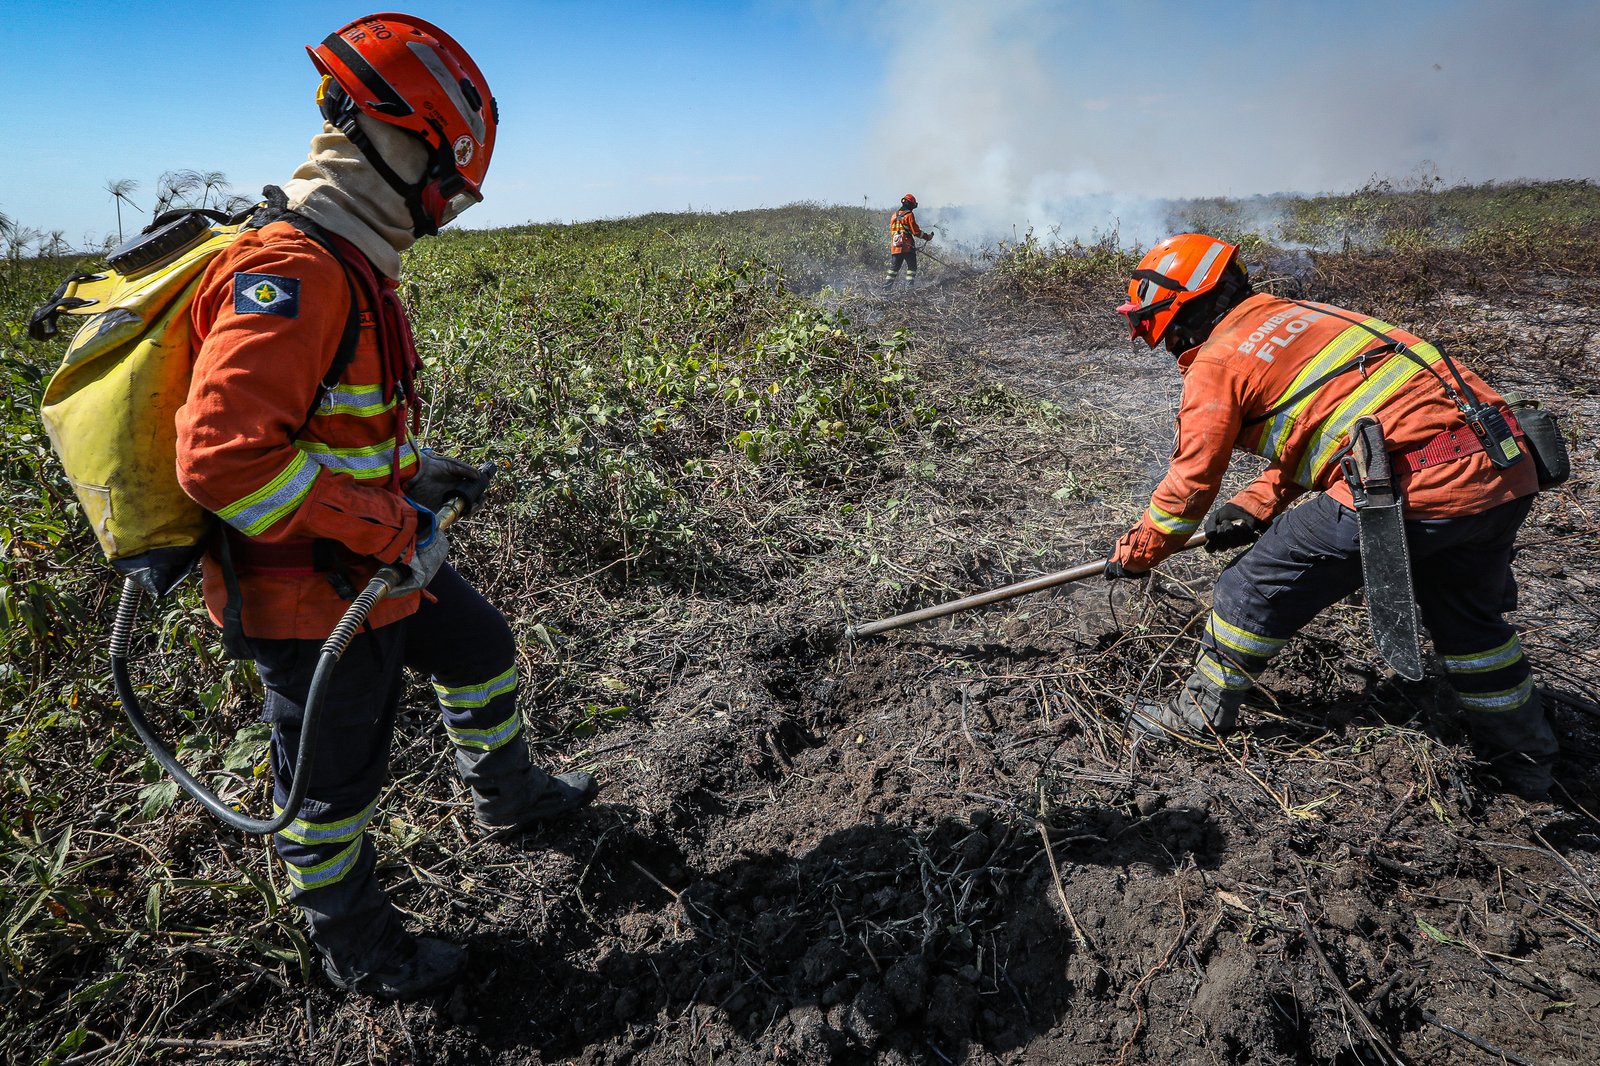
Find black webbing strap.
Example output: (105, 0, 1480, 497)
(215, 527, 251, 660)
(27, 273, 104, 340)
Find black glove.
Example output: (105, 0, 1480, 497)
(1203, 503, 1267, 554)
(924, 230, 935, 240)
(1105, 557, 1149, 581)
(407, 448, 492, 517)
(391, 503, 449, 595)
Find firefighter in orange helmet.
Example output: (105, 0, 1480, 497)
(175, 14, 597, 1000)
(884, 193, 935, 290)
(1105, 233, 1557, 799)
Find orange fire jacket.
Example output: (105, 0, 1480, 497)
(890, 208, 930, 253)
(1113, 293, 1538, 573)
(176, 221, 423, 640)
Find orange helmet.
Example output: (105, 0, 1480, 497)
(901, 194, 918, 209)
(1117, 234, 1240, 348)
(308, 13, 497, 235)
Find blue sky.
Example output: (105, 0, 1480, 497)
(4, 0, 1598, 250)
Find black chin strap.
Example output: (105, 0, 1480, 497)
(321, 84, 440, 237)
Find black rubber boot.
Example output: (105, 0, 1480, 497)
(299, 874, 466, 1000)
(321, 934, 467, 1000)
(455, 732, 599, 837)
(1127, 671, 1242, 742)
(1464, 689, 1559, 800)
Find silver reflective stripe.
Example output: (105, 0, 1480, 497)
(1443, 637, 1525, 675)
(1145, 502, 1200, 536)
(217, 451, 321, 535)
(434, 665, 516, 710)
(297, 438, 418, 480)
(1456, 677, 1535, 713)
(1184, 241, 1227, 288)
(318, 383, 393, 418)
(284, 838, 362, 892)
(1256, 323, 1377, 461)
(1198, 652, 1253, 691)
(274, 797, 380, 846)
(1296, 340, 1442, 485)
(1205, 613, 1287, 659)
(445, 710, 523, 752)
(409, 42, 485, 142)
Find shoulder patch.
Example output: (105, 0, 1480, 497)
(233, 272, 301, 318)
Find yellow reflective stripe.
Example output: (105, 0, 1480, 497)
(273, 797, 379, 846)
(316, 383, 395, 418)
(296, 437, 420, 481)
(1456, 677, 1535, 713)
(283, 838, 362, 892)
(444, 709, 523, 752)
(1442, 637, 1524, 675)
(1205, 613, 1287, 659)
(1146, 502, 1200, 536)
(216, 451, 321, 535)
(1296, 339, 1443, 486)
(1198, 652, 1254, 691)
(434, 665, 516, 710)
(1256, 322, 1380, 460)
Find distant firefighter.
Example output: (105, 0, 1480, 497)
(883, 193, 935, 290)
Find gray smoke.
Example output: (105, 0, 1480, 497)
(866, 0, 1600, 249)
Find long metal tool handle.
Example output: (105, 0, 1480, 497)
(111, 463, 495, 835)
(844, 532, 1208, 641)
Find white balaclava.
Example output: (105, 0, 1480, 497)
(279, 115, 431, 279)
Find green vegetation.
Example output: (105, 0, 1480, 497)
(405, 203, 930, 574)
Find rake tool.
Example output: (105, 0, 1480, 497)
(844, 532, 1207, 641)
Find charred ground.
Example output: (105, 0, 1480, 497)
(2, 191, 1599, 1065)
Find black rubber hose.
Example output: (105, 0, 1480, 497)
(109, 462, 495, 835)
(111, 575, 360, 835)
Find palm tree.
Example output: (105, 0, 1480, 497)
(7, 226, 42, 261)
(199, 170, 231, 210)
(44, 230, 69, 258)
(153, 170, 203, 216)
(105, 179, 143, 242)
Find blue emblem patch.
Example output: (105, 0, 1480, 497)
(233, 272, 300, 318)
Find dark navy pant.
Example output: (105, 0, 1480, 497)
(884, 248, 918, 287)
(247, 563, 520, 961)
(1198, 493, 1538, 720)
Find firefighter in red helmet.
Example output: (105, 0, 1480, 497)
(175, 14, 598, 1000)
(1107, 233, 1557, 800)
(884, 193, 935, 290)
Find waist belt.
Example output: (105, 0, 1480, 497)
(224, 533, 324, 576)
(1397, 408, 1523, 473)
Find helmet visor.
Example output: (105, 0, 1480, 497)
(439, 186, 483, 225)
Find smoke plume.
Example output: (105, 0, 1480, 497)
(867, 0, 1600, 249)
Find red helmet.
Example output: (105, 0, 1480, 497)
(1117, 234, 1239, 348)
(308, 13, 497, 234)
(901, 194, 918, 209)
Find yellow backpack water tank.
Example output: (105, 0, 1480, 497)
(32, 213, 246, 595)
